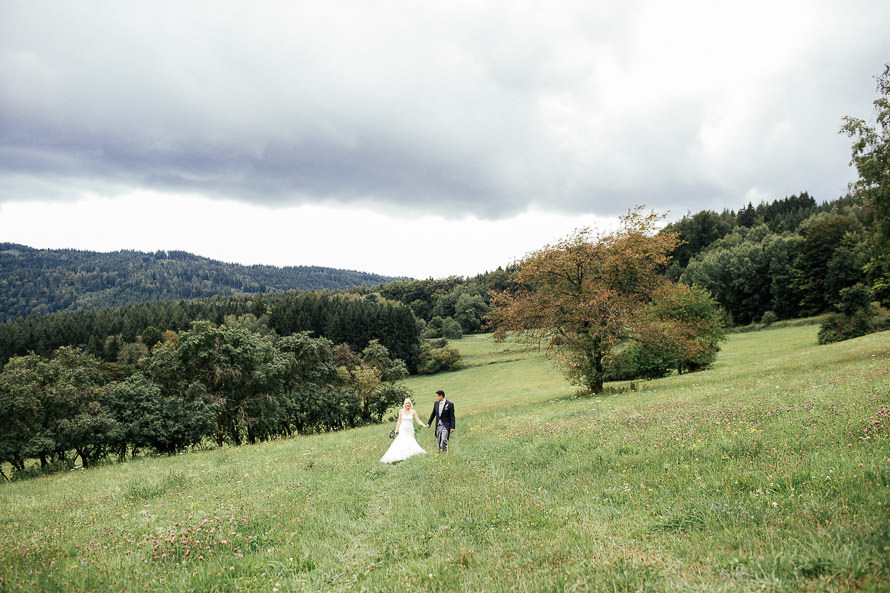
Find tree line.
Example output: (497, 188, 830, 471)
(0, 243, 405, 323)
(0, 321, 411, 474)
(0, 290, 422, 372)
(362, 191, 887, 334)
(664, 194, 878, 325)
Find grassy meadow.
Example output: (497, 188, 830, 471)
(1, 326, 888, 592)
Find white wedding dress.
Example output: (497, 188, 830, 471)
(380, 411, 427, 463)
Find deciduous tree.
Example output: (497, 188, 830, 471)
(842, 63, 890, 305)
(488, 208, 682, 394)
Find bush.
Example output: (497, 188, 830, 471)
(760, 310, 778, 325)
(604, 343, 676, 382)
(818, 309, 890, 344)
(417, 344, 462, 375)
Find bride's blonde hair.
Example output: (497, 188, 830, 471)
(403, 398, 413, 407)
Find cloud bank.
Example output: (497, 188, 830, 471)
(2, 1, 888, 223)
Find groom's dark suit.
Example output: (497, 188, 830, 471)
(428, 399, 455, 452)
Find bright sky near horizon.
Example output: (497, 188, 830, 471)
(1, 1, 888, 279)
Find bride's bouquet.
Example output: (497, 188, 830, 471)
(388, 430, 398, 439)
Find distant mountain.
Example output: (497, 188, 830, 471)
(0, 243, 408, 323)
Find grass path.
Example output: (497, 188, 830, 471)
(1, 327, 888, 592)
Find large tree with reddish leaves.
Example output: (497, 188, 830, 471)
(488, 207, 721, 394)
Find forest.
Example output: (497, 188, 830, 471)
(363, 192, 887, 331)
(0, 290, 421, 371)
(0, 244, 405, 323)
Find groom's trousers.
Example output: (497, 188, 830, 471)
(435, 421, 450, 452)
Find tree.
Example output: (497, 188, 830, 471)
(0, 354, 52, 471)
(417, 343, 462, 375)
(175, 321, 287, 446)
(277, 332, 345, 433)
(842, 64, 890, 306)
(453, 292, 488, 333)
(794, 214, 864, 315)
(441, 317, 463, 340)
(643, 284, 727, 374)
(663, 210, 734, 276)
(488, 208, 682, 394)
(681, 235, 769, 325)
(334, 340, 410, 423)
(140, 326, 164, 349)
(46, 347, 114, 469)
(603, 284, 727, 381)
(107, 372, 213, 457)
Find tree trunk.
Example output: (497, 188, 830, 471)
(587, 337, 605, 394)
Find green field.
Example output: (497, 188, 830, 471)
(1, 326, 888, 592)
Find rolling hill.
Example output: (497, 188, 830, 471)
(0, 243, 407, 322)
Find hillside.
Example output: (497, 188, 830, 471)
(1, 327, 887, 591)
(0, 243, 407, 322)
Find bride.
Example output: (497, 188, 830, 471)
(380, 398, 428, 464)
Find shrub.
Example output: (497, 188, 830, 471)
(760, 310, 778, 325)
(604, 342, 676, 382)
(818, 309, 890, 344)
(417, 343, 462, 375)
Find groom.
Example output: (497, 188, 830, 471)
(428, 390, 455, 452)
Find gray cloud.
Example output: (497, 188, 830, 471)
(2, 1, 889, 220)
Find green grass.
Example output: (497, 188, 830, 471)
(1, 326, 889, 592)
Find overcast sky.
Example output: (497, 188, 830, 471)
(1, 1, 888, 278)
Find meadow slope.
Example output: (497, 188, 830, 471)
(1, 327, 888, 592)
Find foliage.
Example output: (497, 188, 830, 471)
(603, 341, 676, 381)
(0, 243, 406, 323)
(794, 214, 866, 315)
(816, 284, 890, 344)
(417, 342, 463, 375)
(105, 373, 213, 457)
(442, 317, 463, 340)
(0, 290, 422, 373)
(0, 347, 112, 469)
(0, 323, 414, 475)
(816, 309, 890, 344)
(604, 284, 727, 380)
(663, 209, 734, 277)
(841, 63, 890, 306)
(337, 339, 411, 422)
(488, 208, 685, 393)
(679, 209, 874, 324)
(0, 354, 53, 471)
(372, 269, 512, 335)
